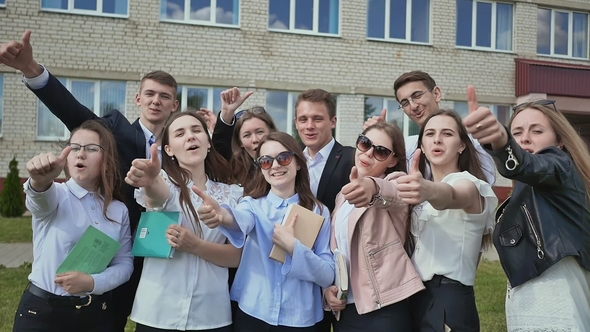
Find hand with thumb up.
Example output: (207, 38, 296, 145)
(462, 85, 507, 149)
(397, 149, 432, 205)
(125, 143, 161, 188)
(341, 166, 378, 207)
(194, 185, 232, 229)
(26, 145, 73, 192)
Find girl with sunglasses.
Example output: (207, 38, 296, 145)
(14, 120, 133, 332)
(397, 110, 497, 331)
(196, 132, 334, 332)
(323, 122, 424, 332)
(464, 91, 590, 331)
(125, 111, 242, 332)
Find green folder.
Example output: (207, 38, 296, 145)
(56, 225, 121, 275)
(131, 211, 181, 259)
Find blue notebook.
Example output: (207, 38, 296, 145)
(131, 211, 180, 259)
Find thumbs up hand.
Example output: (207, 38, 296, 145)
(362, 108, 387, 131)
(462, 85, 507, 148)
(273, 214, 298, 256)
(0, 30, 42, 78)
(27, 145, 73, 191)
(397, 149, 431, 205)
(125, 143, 161, 188)
(194, 185, 231, 229)
(341, 166, 378, 207)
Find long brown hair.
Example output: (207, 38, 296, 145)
(161, 110, 235, 237)
(230, 109, 278, 190)
(68, 120, 123, 222)
(246, 132, 323, 214)
(417, 109, 492, 248)
(510, 102, 590, 203)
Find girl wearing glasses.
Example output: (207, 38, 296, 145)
(322, 122, 424, 332)
(397, 110, 497, 331)
(465, 96, 590, 331)
(14, 120, 133, 332)
(197, 132, 334, 332)
(125, 111, 242, 332)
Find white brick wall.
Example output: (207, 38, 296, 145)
(1, 0, 589, 187)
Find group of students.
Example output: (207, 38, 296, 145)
(1, 29, 590, 332)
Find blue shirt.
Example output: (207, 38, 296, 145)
(219, 191, 334, 327)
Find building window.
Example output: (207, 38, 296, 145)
(453, 101, 511, 125)
(456, 0, 513, 51)
(161, 0, 240, 26)
(367, 0, 430, 43)
(0, 0, 6, 7)
(364, 96, 420, 137)
(37, 78, 126, 140)
(0, 75, 3, 136)
(537, 8, 589, 59)
(175, 86, 227, 113)
(41, 0, 128, 17)
(268, 0, 339, 35)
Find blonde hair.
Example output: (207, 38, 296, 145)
(510, 102, 590, 203)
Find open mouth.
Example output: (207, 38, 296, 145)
(431, 148, 443, 154)
(271, 171, 287, 177)
(187, 145, 199, 151)
(74, 163, 86, 169)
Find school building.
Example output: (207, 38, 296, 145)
(1, 0, 590, 199)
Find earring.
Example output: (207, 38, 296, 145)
(171, 156, 175, 160)
(207, 148, 210, 152)
(459, 150, 463, 154)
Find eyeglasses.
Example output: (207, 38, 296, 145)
(256, 151, 295, 170)
(66, 143, 104, 154)
(356, 135, 394, 162)
(236, 107, 266, 120)
(512, 99, 557, 112)
(398, 88, 434, 109)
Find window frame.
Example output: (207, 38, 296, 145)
(268, 0, 341, 37)
(36, 78, 127, 141)
(366, 0, 432, 45)
(537, 7, 590, 60)
(160, 0, 241, 28)
(176, 85, 228, 113)
(364, 96, 423, 137)
(455, 0, 514, 52)
(40, 0, 129, 18)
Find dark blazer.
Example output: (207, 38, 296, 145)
(27, 72, 146, 233)
(316, 141, 355, 212)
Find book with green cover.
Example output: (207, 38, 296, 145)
(131, 211, 181, 259)
(56, 225, 121, 275)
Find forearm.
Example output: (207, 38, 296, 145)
(191, 241, 241, 268)
(142, 176, 170, 208)
(21, 59, 43, 78)
(29, 178, 54, 192)
(425, 182, 456, 210)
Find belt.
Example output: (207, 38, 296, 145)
(26, 283, 92, 308)
(428, 275, 465, 286)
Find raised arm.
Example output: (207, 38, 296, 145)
(125, 144, 170, 208)
(212, 87, 254, 161)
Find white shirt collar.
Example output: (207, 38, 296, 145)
(65, 178, 92, 199)
(303, 138, 335, 161)
(138, 119, 155, 142)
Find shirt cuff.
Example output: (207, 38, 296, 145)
(22, 64, 49, 90)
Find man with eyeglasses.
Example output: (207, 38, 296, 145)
(366, 71, 495, 184)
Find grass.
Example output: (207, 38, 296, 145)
(0, 217, 32, 243)
(0, 261, 507, 332)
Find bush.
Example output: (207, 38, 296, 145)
(0, 157, 26, 217)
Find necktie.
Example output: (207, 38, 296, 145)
(148, 135, 155, 147)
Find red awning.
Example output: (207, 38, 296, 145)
(515, 58, 590, 97)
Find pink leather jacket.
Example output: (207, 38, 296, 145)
(329, 172, 424, 314)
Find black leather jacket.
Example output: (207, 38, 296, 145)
(486, 137, 590, 288)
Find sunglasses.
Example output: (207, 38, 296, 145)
(356, 134, 394, 162)
(235, 107, 266, 120)
(513, 99, 557, 112)
(256, 151, 295, 170)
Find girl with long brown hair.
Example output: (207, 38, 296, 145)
(14, 120, 133, 331)
(125, 111, 242, 331)
(196, 132, 334, 332)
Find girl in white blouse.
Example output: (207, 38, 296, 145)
(396, 110, 497, 332)
(13, 120, 133, 332)
(125, 110, 242, 332)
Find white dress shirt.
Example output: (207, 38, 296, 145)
(303, 138, 336, 196)
(24, 179, 133, 296)
(333, 200, 356, 304)
(410, 171, 497, 286)
(138, 120, 162, 161)
(130, 170, 243, 330)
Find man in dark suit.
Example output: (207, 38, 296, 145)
(0, 30, 179, 332)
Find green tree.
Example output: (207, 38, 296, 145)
(0, 157, 26, 217)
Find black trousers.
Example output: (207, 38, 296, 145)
(111, 256, 144, 332)
(13, 288, 114, 332)
(234, 308, 315, 332)
(334, 300, 412, 332)
(135, 323, 232, 332)
(409, 275, 480, 332)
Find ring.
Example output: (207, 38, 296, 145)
(175, 231, 180, 238)
(476, 123, 483, 130)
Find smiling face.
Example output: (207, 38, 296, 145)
(164, 115, 211, 169)
(135, 79, 179, 127)
(396, 81, 441, 127)
(295, 101, 336, 156)
(258, 140, 299, 195)
(510, 107, 560, 154)
(67, 129, 103, 191)
(420, 114, 465, 169)
(240, 117, 272, 158)
(355, 128, 398, 178)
